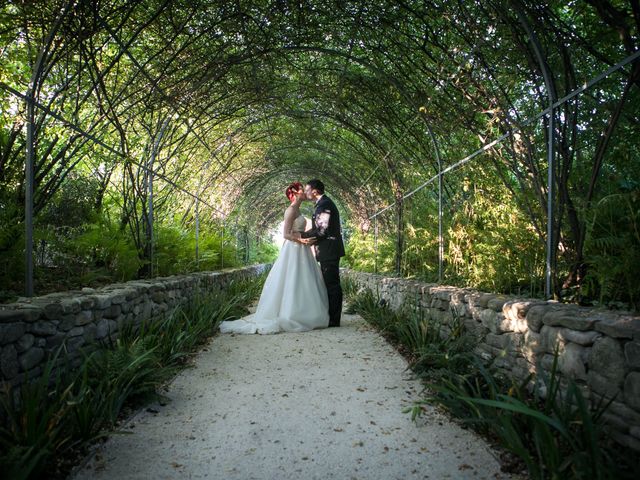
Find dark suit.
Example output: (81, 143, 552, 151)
(300, 195, 345, 326)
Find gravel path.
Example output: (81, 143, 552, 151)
(71, 310, 510, 480)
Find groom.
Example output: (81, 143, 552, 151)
(295, 179, 345, 327)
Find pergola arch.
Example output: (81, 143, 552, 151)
(1, 0, 638, 298)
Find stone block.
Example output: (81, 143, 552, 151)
(45, 333, 66, 349)
(30, 321, 58, 336)
(122, 288, 139, 300)
(594, 313, 640, 339)
(0, 322, 26, 345)
(43, 302, 63, 319)
(607, 429, 640, 451)
(0, 309, 24, 323)
(1, 307, 41, 323)
(60, 298, 82, 314)
(107, 319, 118, 335)
(485, 333, 508, 349)
(625, 341, 640, 369)
(103, 304, 122, 319)
(21, 306, 44, 322)
(80, 296, 95, 309)
(539, 353, 556, 372)
(75, 310, 93, 326)
(559, 342, 588, 381)
(479, 309, 497, 330)
(625, 372, 640, 411)
(487, 295, 509, 312)
(18, 347, 44, 371)
(589, 336, 625, 386)
(83, 323, 97, 341)
(95, 319, 110, 339)
(109, 292, 126, 305)
(502, 301, 536, 332)
(59, 314, 76, 331)
(478, 293, 495, 308)
(522, 330, 544, 363)
(542, 307, 596, 331)
(588, 371, 621, 399)
(90, 295, 112, 309)
(601, 412, 629, 432)
(595, 397, 640, 425)
(15, 333, 35, 353)
(558, 328, 600, 346)
(525, 304, 554, 332)
(540, 325, 565, 354)
(68, 326, 84, 337)
(0, 344, 18, 378)
(67, 336, 85, 351)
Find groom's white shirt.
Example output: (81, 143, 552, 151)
(315, 194, 325, 204)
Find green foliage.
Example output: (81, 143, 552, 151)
(422, 351, 635, 479)
(345, 284, 637, 479)
(70, 214, 142, 282)
(582, 190, 640, 309)
(0, 274, 264, 478)
(250, 241, 279, 264)
(0, 348, 76, 480)
(346, 285, 474, 379)
(348, 166, 547, 297)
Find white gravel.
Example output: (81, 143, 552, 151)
(70, 310, 511, 480)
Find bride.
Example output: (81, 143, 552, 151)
(219, 182, 330, 334)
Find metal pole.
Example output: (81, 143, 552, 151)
(148, 117, 170, 277)
(148, 155, 153, 277)
(235, 218, 239, 264)
(21, 0, 72, 297)
(514, 6, 557, 299)
(25, 92, 35, 297)
(195, 198, 200, 267)
(221, 221, 225, 269)
(374, 216, 378, 274)
(424, 122, 444, 283)
(545, 110, 555, 299)
(438, 164, 443, 283)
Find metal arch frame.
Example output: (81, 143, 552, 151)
(2, 83, 227, 214)
(424, 121, 444, 284)
(147, 116, 171, 277)
(515, 6, 558, 300)
(15, 5, 640, 296)
(94, 12, 245, 192)
(368, 49, 640, 287)
(23, 0, 75, 297)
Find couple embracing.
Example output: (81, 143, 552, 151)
(220, 179, 345, 334)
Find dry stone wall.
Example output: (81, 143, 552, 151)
(342, 269, 640, 451)
(0, 265, 270, 390)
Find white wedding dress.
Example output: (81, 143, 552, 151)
(219, 214, 330, 334)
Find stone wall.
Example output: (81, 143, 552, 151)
(0, 265, 270, 390)
(342, 269, 640, 451)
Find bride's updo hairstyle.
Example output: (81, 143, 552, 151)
(286, 182, 303, 202)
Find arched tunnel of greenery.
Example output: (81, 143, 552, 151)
(1, 0, 638, 307)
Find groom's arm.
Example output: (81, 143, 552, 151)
(300, 207, 331, 240)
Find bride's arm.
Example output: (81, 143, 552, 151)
(282, 209, 301, 243)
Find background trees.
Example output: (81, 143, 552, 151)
(1, 0, 638, 308)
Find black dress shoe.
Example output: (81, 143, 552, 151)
(328, 322, 340, 328)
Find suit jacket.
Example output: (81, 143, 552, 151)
(300, 195, 346, 262)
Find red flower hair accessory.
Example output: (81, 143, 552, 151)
(285, 182, 303, 202)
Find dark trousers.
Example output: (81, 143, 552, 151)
(320, 259, 342, 326)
